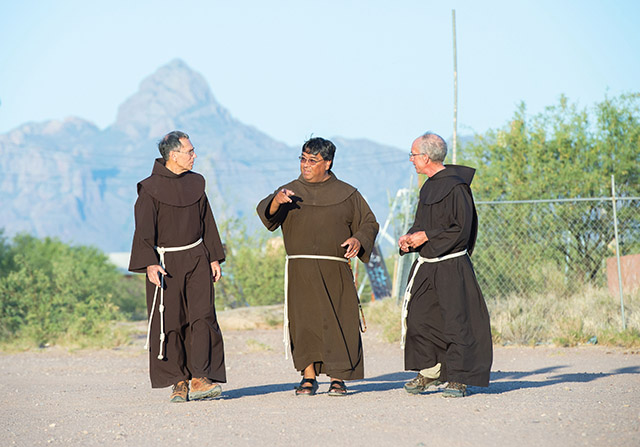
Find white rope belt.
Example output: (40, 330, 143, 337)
(145, 238, 203, 359)
(400, 249, 468, 349)
(283, 255, 349, 359)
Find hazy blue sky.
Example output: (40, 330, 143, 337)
(1, 0, 638, 149)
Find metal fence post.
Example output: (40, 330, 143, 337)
(610, 174, 627, 330)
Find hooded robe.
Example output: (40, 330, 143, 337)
(257, 173, 379, 380)
(129, 158, 226, 388)
(403, 165, 492, 387)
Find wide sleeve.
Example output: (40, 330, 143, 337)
(350, 191, 379, 264)
(201, 195, 225, 264)
(256, 188, 288, 232)
(421, 185, 474, 258)
(128, 186, 160, 273)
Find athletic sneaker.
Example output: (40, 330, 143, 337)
(404, 373, 441, 394)
(442, 382, 467, 398)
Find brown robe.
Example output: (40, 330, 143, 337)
(129, 158, 226, 388)
(402, 165, 492, 387)
(257, 173, 379, 380)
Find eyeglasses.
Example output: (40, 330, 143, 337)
(409, 152, 426, 159)
(299, 155, 324, 166)
(175, 148, 196, 158)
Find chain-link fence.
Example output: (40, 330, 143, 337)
(473, 197, 640, 300)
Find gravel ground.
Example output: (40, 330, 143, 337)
(1, 317, 639, 447)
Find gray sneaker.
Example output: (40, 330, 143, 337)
(404, 373, 441, 394)
(442, 382, 467, 398)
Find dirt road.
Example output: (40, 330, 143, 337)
(1, 317, 639, 446)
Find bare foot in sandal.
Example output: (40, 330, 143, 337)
(328, 379, 347, 396)
(295, 378, 318, 396)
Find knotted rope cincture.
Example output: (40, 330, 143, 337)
(144, 238, 203, 360)
(283, 255, 350, 359)
(400, 249, 468, 349)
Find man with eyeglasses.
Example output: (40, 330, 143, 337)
(129, 130, 226, 403)
(257, 137, 379, 396)
(398, 132, 492, 398)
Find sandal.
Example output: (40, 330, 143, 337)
(294, 378, 318, 396)
(327, 380, 348, 396)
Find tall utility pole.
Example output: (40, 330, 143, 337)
(452, 9, 458, 164)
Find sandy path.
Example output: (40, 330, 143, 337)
(1, 322, 639, 446)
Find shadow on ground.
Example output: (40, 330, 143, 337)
(353, 365, 640, 396)
(220, 383, 293, 400)
(211, 365, 640, 399)
(477, 364, 640, 395)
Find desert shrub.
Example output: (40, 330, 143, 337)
(0, 234, 137, 347)
(216, 217, 286, 308)
(112, 275, 147, 320)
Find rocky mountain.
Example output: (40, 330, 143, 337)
(0, 59, 413, 253)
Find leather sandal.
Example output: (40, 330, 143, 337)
(327, 380, 348, 396)
(294, 378, 318, 396)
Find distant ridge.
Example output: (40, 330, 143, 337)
(0, 59, 415, 252)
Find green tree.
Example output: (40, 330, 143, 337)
(461, 93, 640, 295)
(0, 230, 11, 275)
(465, 94, 640, 200)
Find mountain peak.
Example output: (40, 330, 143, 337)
(113, 59, 229, 139)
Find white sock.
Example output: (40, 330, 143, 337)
(419, 363, 441, 379)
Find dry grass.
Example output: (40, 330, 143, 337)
(363, 299, 402, 344)
(0, 322, 134, 352)
(217, 305, 282, 331)
(363, 287, 640, 347)
(245, 338, 273, 352)
(489, 286, 640, 347)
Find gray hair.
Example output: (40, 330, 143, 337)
(416, 132, 447, 163)
(158, 130, 190, 160)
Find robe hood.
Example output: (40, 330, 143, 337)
(284, 172, 357, 206)
(421, 165, 476, 205)
(137, 158, 205, 207)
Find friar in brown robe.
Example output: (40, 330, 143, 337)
(398, 132, 492, 398)
(257, 137, 379, 396)
(129, 131, 226, 403)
